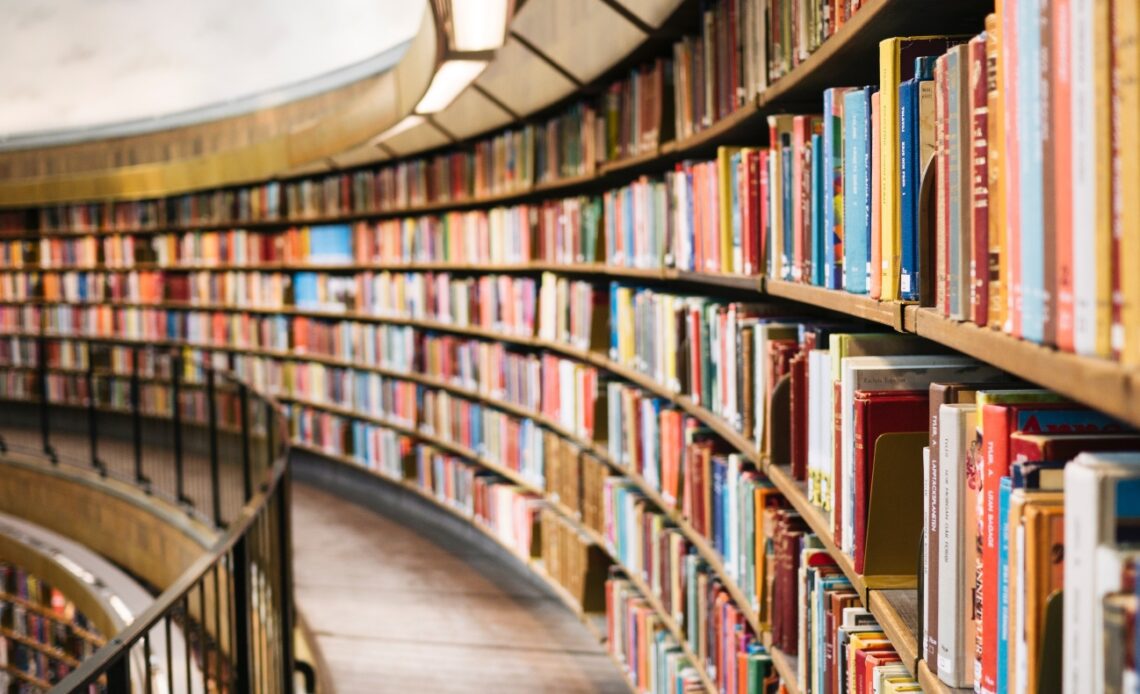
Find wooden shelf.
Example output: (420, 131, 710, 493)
(764, 278, 909, 330)
(867, 589, 920, 678)
(910, 306, 1140, 426)
(0, 626, 82, 667)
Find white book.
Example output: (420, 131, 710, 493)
(937, 403, 977, 688)
(873, 664, 912, 694)
(838, 355, 987, 552)
(1070, 0, 1098, 355)
(807, 349, 830, 506)
(1063, 453, 1140, 694)
(922, 443, 932, 662)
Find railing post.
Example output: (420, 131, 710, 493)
(239, 383, 253, 503)
(104, 652, 130, 693)
(207, 368, 223, 528)
(264, 399, 276, 490)
(231, 535, 254, 694)
(37, 335, 56, 463)
(87, 353, 105, 475)
(171, 351, 191, 506)
(277, 469, 296, 694)
(132, 347, 149, 488)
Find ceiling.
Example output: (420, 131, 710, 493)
(0, 0, 426, 145)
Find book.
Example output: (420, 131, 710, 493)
(842, 88, 874, 295)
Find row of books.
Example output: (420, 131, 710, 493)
(1, 561, 103, 689)
(544, 432, 610, 539)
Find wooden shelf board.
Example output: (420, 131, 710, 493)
(662, 98, 767, 160)
(918, 657, 971, 694)
(765, 279, 907, 330)
(598, 147, 663, 177)
(868, 589, 920, 678)
(768, 643, 801, 694)
(912, 306, 1140, 426)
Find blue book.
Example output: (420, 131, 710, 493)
(900, 57, 936, 301)
(307, 224, 353, 263)
(843, 88, 874, 294)
(782, 146, 794, 280)
(997, 476, 1012, 694)
(609, 283, 619, 358)
(811, 132, 826, 285)
(293, 272, 319, 307)
(1017, 0, 1045, 342)
(712, 456, 727, 557)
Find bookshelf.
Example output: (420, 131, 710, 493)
(4, 0, 1133, 691)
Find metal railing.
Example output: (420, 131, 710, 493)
(0, 335, 294, 694)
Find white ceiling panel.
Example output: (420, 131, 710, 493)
(474, 37, 576, 116)
(511, 0, 647, 84)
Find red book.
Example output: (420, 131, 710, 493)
(790, 348, 810, 480)
(745, 150, 762, 275)
(826, 591, 860, 694)
(969, 35, 990, 326)
(1009, 431, 1140, 463)
(861, 651, 902, 694)
(852, 389, 929, 574)
(758, 150, 770, 273)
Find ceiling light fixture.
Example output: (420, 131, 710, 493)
(449, 0, 510, 51)
(413, 59, 487, 114)
(373, 114, 426, 145)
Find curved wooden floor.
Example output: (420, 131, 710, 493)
(291, 481, 629, 694)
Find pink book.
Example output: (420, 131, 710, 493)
(870, 92, 883, 299)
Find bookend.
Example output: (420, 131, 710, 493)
(766, 374, 792, 466)
(1037, 589, 1063, 694)
(862, 432, 928, 589)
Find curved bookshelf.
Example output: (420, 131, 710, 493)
(0, 1, 1092, 692)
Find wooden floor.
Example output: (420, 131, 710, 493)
(291, 482, 629, 694)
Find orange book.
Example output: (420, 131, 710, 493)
(870, 91, 883, 299)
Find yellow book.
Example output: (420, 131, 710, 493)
(1115, 0, 1140, 363)
(985, 13, 1006, 329)
(717, 146, 741, 274)
(879, 36, 962, 300)
(1092, 0, 1113, 356)
(846, 633, 889, 692)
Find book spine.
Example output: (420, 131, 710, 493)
(900, 79, 918, 300)
(987, 14, 1007, 330)
(879, 40, 902, 301)
(843, 90, 869, 295)
(812, 132, 826, 286)
(1018, 0, 1045, 344)
(970, 35, 990, 327)
(1002, 0, 1023, 337)
(870, 91, 883, 299)
(937, 404, 976, 688)
(1116, 0, 1140, 364)
(823, 89, 838, 288)
(936, 55, 950, 316)
(1053, 0, 1076, 349)
(947, 47, 966, 321)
